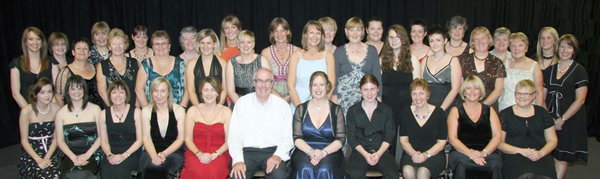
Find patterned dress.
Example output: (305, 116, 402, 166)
(268, 44, 295, 96)
(89, 45, 110, 65)
(19, 122, 61, 178)
(337, 59, 366, 114)
(61, 122, 103, 178)
(141, 57, 186, 104)
(100, 57, 139, 106)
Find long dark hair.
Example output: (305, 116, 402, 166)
(380, 24, 412, 73)
(27, 77, 54, 115)
(64, 75, 89, 112)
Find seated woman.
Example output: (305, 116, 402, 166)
(291, 71, 345, 178)
(399, 79, 447, 179)
(55, 75, 103, 178)
(139, 77, 185, 178)
(346, 74, 399, 179)
(98, 81, 143, 178)
(180, 77, 232, 179)
(448, 75, 502, 179)
(18, 77, 61, 178)
(498, 79, 557, 179)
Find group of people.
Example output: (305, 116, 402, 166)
(11, 14, 588, 179)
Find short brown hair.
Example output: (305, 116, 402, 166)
(268, 17, 292, 44)
(409, 78, 431, 95)
(151, 30, 171, 44)
(48, 32, 69, 55)
(107, 80, 131, 106)
(301, 20, 325, 51)
(359, 74, 380, 88)
(197, 76, 223, 104)
(469, 26, 493, 50)
(27, 77, 54, 115)
(557, 34, 579, 59)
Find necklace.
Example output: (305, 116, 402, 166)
(38, 104, 51, 115)
(113, 107, 127, 122)
(72, 106, 82, 118)
(474, 53, 487, 61)
(557, 60, 573, 73)
(449, 41, 463, 48)
(542, 55, 553, 60)
(412, 106, 429, 120)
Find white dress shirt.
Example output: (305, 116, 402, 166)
(228, 93, 294, 164)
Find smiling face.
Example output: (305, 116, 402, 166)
(387, 30, 402, 50)
(514, 87, 535, 107)
(463, 85, 482, 102)
(109, 37, 127, 56)
(360, 82, 379, 103)
(198, 36, 216, 56)
(493, 34, 509, 52)
(367, 21, 383, 42)
(510, 39, 528, 59)
(410, 25, 427, 44)
(223, 22, 240, 42)
(93, 30, 108, 47)
(345, 27, 364, 43)
(51, 39, 67, 56)
(152, 37, 171, 57)
(26, 32, 42, 53)
(181, 32, 196, 52)
(72, 41, 90, 62)
(473, 33, 491, 52)
(237, 35, 255, 55)
(410, 87, 429, 107)
(67, 83, 84, 102)
(310, 75, 328, 100)
(152, 82, 169, 105)
(305, 25, 322, 48)
(36, 84, 54, 105)
(110, 87, 127, 106)
(322, 24, 336, 44)
(428, 33, 447, 53)
(132, 32, 149, 48)
(201, 82, 218, 104)
(271, 25, 289, 44)
(539, 30, 556, 51)
(254, 69, 274, 99)
(558, 41, 574, 60)
(449, 25, 466, 41)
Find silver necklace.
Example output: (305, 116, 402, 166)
(38, 104, 51, 115)
(412, 106, 429, 120)
(557, 60, 573, 73)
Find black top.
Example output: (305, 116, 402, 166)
(100, 57, 139, 106)
(66, 67, 104, 107)
(105, 105, 136, 153)
(346, 101, 396, 152)
(150, 110, 178, 152)
(382, 70, 413, 124)
(456, 104, 492, 150)
(400, 106, 448, 151)
(8, 57, 53, 98)
(293, 101, 346, 144)
(193, 55, 223, 98)
(500, 105, 554, 150)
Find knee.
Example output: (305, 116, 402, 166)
(402, 165, 416, 179)
(417, 167, 431, 177)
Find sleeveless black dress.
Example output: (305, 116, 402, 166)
(193, 56, 223, 100)
(101, 105, 141, 179)
(139, 110, 184, 178)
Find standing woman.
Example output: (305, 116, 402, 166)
(421, 26, 462, 111)
(318, 17, 338, 54)
(399, 79, 448, 179)
(97, 28, 139, 107)
(18, 77, 61, 178)
(180, 77, 232, 179)
(219, 15, 242, 61)
(139, 77, 185, 178)
(288, 20, 336, 107)
(88, 21, 111, 65)
(489, 27, 511, 61)
(498, 32, 544, 111)
(178, 26, 199, 65)
(544, 34, 588, 179)
(365, 17, 384, 54)
(49, 32, 72, 82)
(448, 76, 502, 179)
(346, 74, 399, 179)
(127, 25, 154, 63)
(98, 81, 142, 178)
(10, 27, 53, 108)
(535, 27, 560, 72)
(225, 30, 270, 104)
(186, 28, 227, 106)
(291, 72, 345, 178)
(445, 16, 471, 57)
(261, 17, 300, 102)
(55, 75, 103, 178)
(409, 19, 431, 63)
(459, 27, 506, 107)
(136, 30, 188, 107)
(334, 17, 381, 114)
(56, 38, 103, 107)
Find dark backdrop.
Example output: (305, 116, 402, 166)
(1, 0, 599, 148)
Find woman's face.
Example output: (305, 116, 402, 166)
(132, 32, 149, 48)
(201, 82, 218, 104)
(345, 26, 364, 43)
(306, 25, 322, 48)
(25, 32, 42, 53)
(493, 34, 509, 52)
(428, 33, 447, 53)
(36, 84, 54, 105)
(473, 33, 491, 52)
(514, 87, 535, 107)
(463, 85, 481, 102)
(360, 82, 379, 103)
(93, 30, 108, 47)
(509, 39, 528, 59)
(322, 24, 336, 44)
(152, 37, 171, 57)
(387, 30, 402, 50)
(237, 36, 255, 55)
(539, 30, 556, 51)
(181, 32, 196, 52)
(272, 25, 289, 44)
(410, 25, 427, 44)
(108, 37, 127, 56)
(67, 83, 84, 102)
(72, 42, 90, 61)
(310, 76, 328, 100)
(558, 41, 574, 60)
(110, 87, 127, 106)
(367, 21, 383, 42)
(51, 39, 67, 56)
(152, 82, 169, 105)
(410, 87, 429, 107)
(223, 22, 240, 42)
(198, 36, 216, 56)
(449, 25, 466, 41)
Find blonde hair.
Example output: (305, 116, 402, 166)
(108, 28, 129, 47)
(91, 21, 110, 44)
(535, 27, 559, 65)
(345, 17, 365, 30)
(459, 75, 486, 100)
(469, 26, 493, 50)
(48, 32, 69, 55)
(318, 17, 338, 32)
(151, 30, 171, 44)
(196, 28, 221, 56)
(509, 32, 529, 47)
(301, 20, 325, 51)
(149, 77, 173, 112)
(219, 15, 242, 52)
(515, 79, 536, 93)
(237, 30, 255, 43)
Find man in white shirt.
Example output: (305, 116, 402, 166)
(228, 68, 294, 179)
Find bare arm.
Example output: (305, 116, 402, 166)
(225, 60, 240, 103)
(98, 110, 112, 155)
(411, 55, 421, 79)
(184, 107, 201, 154)
(11, 68, 28, 108)
(185, 60, 200, 106)
(441, 57, 462, 110)
(447, 107, 473, 155)
(483, 78, 504, 105)
(482, 107, 502, 153)
(124, 108, 143, 155)
(287, 52, 301, 106)
(213, 107, 232, 156)
(141, 107, 159, 159)
(19, 107, 44, 161)
(533, 65, 545, 108)
(325, 52, 336, 98)
(218, 58, 228, 104)
(538, 127, 558, 156)
(51, 64, 59, 84)
(135, 63, 149, 106)
(55, 108, 78, 161)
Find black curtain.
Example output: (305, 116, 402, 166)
(1, 0, 599, 148)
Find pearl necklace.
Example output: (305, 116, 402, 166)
(38, 104, 51, 115)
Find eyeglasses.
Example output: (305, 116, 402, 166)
(515, 92, 535, 97)
(254, 79, 273, 84)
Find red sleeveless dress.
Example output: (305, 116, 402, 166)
(180, 122, 231, 179)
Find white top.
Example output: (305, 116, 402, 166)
(498, 59, 537, 111)
(227, 93, 294, 164)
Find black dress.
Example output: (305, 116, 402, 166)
(193, 56, 223, 100)
(139, 111, 184, 179)
(61, 122, 103, 178)
(64, 67, 104, 108)
(500, 106, 556, 179)
(8, 57, 53, 98)
(382, 70, 413, 121)
(399, 106, 447, 176)
(100, 57, 139, 106)
(101, 105, 141, 179)
(423, 57, 454, 109)
(544, 62, 589, 162)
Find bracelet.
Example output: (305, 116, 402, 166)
(482, 149, 489, 156)
(424, 152, 431, 158)
(123, 152, 130, 158)
(194, 150, 201, 155)
(561, 116, 566, 121)
(323, 150, 329, 155)
(107, 153, 114, 157)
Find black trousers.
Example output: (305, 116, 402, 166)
(232, 147, 290, 179)
(346, 151, 399, 179)
(138, 150, 184, 179)
(449, 151, 502, 179)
